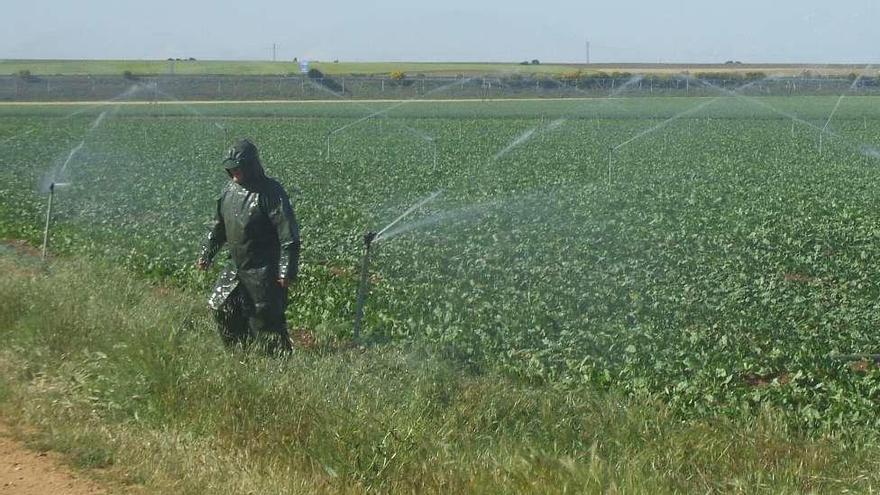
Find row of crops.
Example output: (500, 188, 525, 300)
(3, 95, 880, 429)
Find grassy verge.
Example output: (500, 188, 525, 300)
(1, 247, 879, 493)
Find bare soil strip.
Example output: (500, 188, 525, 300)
(0, 425, 106, 495)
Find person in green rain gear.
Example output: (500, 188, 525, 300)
(197, 138, 300, 353)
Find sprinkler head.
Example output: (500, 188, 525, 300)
(49, 182, 55, 193)
(363, 231, 377, 247)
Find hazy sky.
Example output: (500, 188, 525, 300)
(4, 0, 879, 63)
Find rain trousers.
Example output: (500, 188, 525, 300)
(199, 158, 300, 353)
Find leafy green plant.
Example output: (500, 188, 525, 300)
(2, 96, 880, 430)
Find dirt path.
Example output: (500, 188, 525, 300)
(0, 426, 106, 495)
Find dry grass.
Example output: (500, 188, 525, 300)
(1, 250, 879, 493)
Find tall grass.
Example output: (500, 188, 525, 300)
(1, 249, 879, 493)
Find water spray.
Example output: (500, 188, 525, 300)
(351, 191, 442, 340)
(822, 63, 872, 134)
(694, 77, 856, 152)
(493, 118, 566, 163)
(0, 128, 37, 145)
(59, 141, 85, 176)
(312, 76, 464, 164)
(312, 76, 473, 137)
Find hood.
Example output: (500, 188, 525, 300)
(223, 138, 267, 184)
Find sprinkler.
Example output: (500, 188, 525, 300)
(351, 191, 442, 341)
(40, 182, 70, 261)
(41, 182, 56, 261)
(353, 230, 377, 341)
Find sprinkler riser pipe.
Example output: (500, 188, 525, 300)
(353, 231, 377, 341)
(41, 183, 55, 261)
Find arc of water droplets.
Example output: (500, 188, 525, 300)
(0, 128, 37, 145)
(613, 76, 770, 152)
(822, 63, 873, 133)
(378, 196, 505, 241)
(58, 141, 85, 176)
(65, 84, 145, 119)
(609, 74, 645, 97)
(329, 78, 474, 136)
(690, 76, 880, 161)
(301, 78, 443, 145)
(694, 77, 834, 136)
(375, 190, 443, 241)
(147, 86, 228, 130)
(57, 109, 112, 177)
(493, 118, 567, 161)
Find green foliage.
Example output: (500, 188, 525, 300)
(1, 252, 879, 493)
(2, 96, 880, 433)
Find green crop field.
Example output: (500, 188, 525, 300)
(6, 92, 880, 492)
(3, 94, 880, 432)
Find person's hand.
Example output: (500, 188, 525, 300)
(277, 278, 289, 288)
(196, 258, 211, 271)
